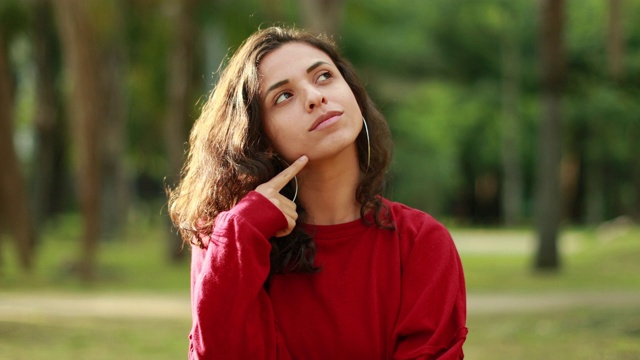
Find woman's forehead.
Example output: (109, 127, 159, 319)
(258, 42, 334, 80)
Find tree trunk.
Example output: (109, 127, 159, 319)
(607, 0, 638, 221)
(585, 0, 626, 224)
(0, 31, 35, 272)
(263, 0, 284, 20)
(54, 0, 107, 282)
(500, 6, 523, 226)
(99, 1, 128, 241)
(31, 0, 65, 229)
(534, 0, 565, 271)
(608, 0, 623, 82)
(299, 0, 345, 36)
(164, 0, 199, 262)
(584, 158, 605, 224)
(633, 140, 640, 222)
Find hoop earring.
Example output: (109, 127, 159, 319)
(274, 155, 299, 202)
(363, 117, 371, 173)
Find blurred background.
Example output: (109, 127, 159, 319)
(0, 0, 639, 359)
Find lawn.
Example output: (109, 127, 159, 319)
(0, 317, 190, 360)
(1, 215, 639, 359)
(466, 307, 640, 360)
(453, 225, 640, 293)
(459, 224, 640, 360)
(0, 212, 191, 293)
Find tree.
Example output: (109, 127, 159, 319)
(534, 0, 566, 271)
(608, 0, 624, 82)
(164, 0, 201, 262)
(299, 0, 345, 35)
(99, 1, 129, 241)
(54, 0, 126, 281)
(582, 0, 626, 225)
(30, 0, 66, 228)
(500, 4, 524, 226)
(0, 29, 36, 272)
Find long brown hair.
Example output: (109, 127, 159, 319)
(167, 26, 394, 274)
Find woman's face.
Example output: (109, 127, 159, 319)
(258, 42, 363, 164)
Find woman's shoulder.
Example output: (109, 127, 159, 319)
(382, 198, 455, 253)
(382, 199, 446, 232)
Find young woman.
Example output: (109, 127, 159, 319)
(168, 26, 467, 359)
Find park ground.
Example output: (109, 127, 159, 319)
(1, 221, 639, 359)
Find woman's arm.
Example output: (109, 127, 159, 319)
(392, 218, 468, 360)
(189, 156, 307, 359)
(189, 191, 292, 360)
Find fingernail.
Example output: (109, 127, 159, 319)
(299, 155, 308, 162)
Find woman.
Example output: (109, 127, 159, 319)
(168, 26, 467, 359)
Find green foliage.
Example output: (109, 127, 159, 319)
(388, 79, 503, 215)
(569, 83, 639, 163)
(343, 0, 440, 78)
(0, 0, 27, 39)
(125, 1, 173, 179)
(3, 0, 639, 229)
(388, 81, 465, 213)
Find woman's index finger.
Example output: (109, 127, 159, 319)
(269, 155, 308, 191)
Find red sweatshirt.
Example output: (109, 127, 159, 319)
(189, 191, 467, 359)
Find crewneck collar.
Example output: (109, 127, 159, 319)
(301, 217, 370, 240)
(300, 204, 381, 240)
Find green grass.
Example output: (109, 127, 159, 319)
(0, 212, 190, 292)
(1, 216, 639, 359)
(0, 214, 192, 359)
(466, 308, 640, 360)
(460, 225, 640, 359)
(0, 318, 190, 360)
(458, 226, 640, 293)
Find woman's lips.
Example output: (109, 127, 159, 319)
(309, 111, 343, 131)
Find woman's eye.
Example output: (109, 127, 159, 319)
(317, 71, 332, 83)
(275, 92, 292, 104)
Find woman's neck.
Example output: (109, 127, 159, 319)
(296, 147, 361, 225)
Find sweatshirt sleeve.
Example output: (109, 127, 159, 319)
(392, 216, 468, 360)
(188, 191, 292, 360)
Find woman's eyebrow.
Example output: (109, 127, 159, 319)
(265, 79, 289, 98)
(306, 61, 329, 73)
(264, 61, 331, 99)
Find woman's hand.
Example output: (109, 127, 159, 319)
(255, 155, 308, 237)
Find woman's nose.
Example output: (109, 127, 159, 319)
(305, 87, 327, 111)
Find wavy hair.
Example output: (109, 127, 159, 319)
(167, 26, 394, 274)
